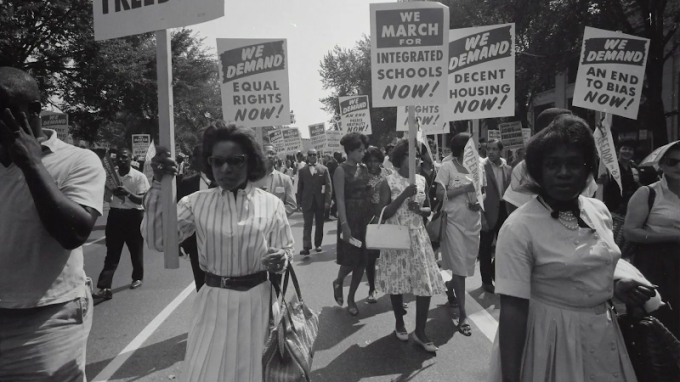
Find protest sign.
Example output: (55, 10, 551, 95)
(93, 0, 224, 41)
(462, 138, 484, 210)
(488, 129, 501, 141)
(309, 123, 327, 151)
(396, 105, 447, 134)
(301, 138, 313, 152)
(499, 121, 524, 149)
(448, 23, 515, 121)
(41, 113, 69, 141)
(370, 2, 449, 107)
(102, 154, 121, 190)
(143, 140, 156, 183)
(324, 130, 343, 152)
(522, 128, 531, 144)
(269, 127, 302, 155)
(338, 95, 372, 134)
(132, 134, 151, 158)
(572, 27, 649, 119)
(217, 39, 291, 127)
(594, 114, 622, 195)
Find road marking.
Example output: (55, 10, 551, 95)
(440, 270, 498, 342)
(92, 282, 195, 382)
(84, 236, 106, 246)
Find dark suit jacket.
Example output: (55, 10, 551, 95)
(482, 159, 512, 229)
(327, 158, 338, 181)
(297, 163, 332, 212)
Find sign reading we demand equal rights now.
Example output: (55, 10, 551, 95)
(572, 27, 649, 119)
(370, 2, 449, 107)
(448, 23, 515, 121)
(338, 95, 372, 134)
(217, 39, 291, 127)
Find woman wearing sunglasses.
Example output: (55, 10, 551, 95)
(624, 141, 680, 338)
(142, 121, 294, 382)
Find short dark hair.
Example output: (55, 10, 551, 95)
(117, 147, 132, 155)
(535, 108, 572, 131)
(525, 114, 597, 188)
(201, 120, 267, 183)
(363, 146, 385, 164)
(617, 140, 637, 150)
(333, 151, 343, 161)
(449, 133, 471, 157)
(488, 139, 504, 151)
(390, 138, 420, 168)
(340, 132, 369, 153)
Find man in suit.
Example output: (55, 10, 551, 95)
(177, 144, 210, 291)
(297, 149, 332, 255)
(253, 144, 297, 216)
(479, 139, 512, 294)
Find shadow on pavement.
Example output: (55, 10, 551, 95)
(86, 333, 188, 381)
(467, 286, 500, 311)
(92, 224, 106, 231)
(293, 244, 337, 266)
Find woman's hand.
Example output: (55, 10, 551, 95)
(408, 201, 421, 214)
(614, 278, 657, 307)
(468, 202, 481, 212)
(263, 248, 288, 273)
(151, 146, 178, 181)
(399, 184, 418, 200)
(341, 223, 352, 242)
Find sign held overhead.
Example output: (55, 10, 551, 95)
(338, 95, 372, 134)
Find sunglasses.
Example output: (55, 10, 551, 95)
(307, 153, 317, 157)
(663, 158, 680, 167)
(207, 155, 246, 168)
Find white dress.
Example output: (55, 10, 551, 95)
(142, 182, 295, 382)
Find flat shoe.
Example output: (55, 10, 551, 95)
(457, 322, 472, 337)
(412, 333, 438, 353)
(394, 330, 409, 342)
(332, 280, 343, 306)
(366, 292, 377, 304)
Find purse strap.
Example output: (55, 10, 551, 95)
(377, 206, 387, 226)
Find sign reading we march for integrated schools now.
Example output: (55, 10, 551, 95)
(269, 127, 302, 155)
(217, 39, 291, 128)
(370, 2, 449, 107)
(572, 27, 649, 120)
(396, 105, 447, 134)
(92, 0, 224, 41)
(339, 96, 372, 134)
(448, 23, 515, 121)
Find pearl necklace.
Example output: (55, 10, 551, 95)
(557, 211, 579, 231)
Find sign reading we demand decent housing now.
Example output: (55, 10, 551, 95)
(338, 95, 372, 134)
(217, 39, 291, 127)
(370, 2, 449, 107)
(448, 23, 515, 121)
(572, 27, 649, 119)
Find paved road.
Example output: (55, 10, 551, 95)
(84, 207, 500, 381)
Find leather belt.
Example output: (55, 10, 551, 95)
(204, 271, 269, 291)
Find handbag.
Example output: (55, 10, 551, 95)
(616, 306, 680, 381)
(365, 206, 412, 251)
(263, 266, 319, 382)
(426, 183, 447, 245)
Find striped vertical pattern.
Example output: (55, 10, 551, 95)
(141, 182, 295, 382)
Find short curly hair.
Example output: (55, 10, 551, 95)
(390, 138, 420, 168)
(363, 146, 385, 164)
(340, 132, 369, 154)
(524, 114, 597, 188)
(201, 120, 267, 183)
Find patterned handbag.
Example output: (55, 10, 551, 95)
(263, 266, 319, 382)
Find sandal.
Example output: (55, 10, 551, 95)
(348, 304, 359, 316)
(366, 291, 377, 304)
(457, 322, 472, 337)
(332, 280, 343, 306)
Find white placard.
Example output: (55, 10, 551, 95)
(572, 27, 649, 120)
(131, 134, 151, 158)
(499, 121, 523, 149)
(396, 105, 447, 134)
(370, 1, 449, 107)
(462, 138, 484, 210)
(324, 130, 343, 152)
(448, 23, 515, 121)
(338, 95, 372, 134)
(217, 39, 291, 128)
(488, 129, 501, 141)
(268, 127, 301, 155)
(522, 128, 531, 144)
(309, 123, 327, 151)
(93, 0, 224, 41)
(594, 114, 622, 195)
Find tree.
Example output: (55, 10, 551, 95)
(319, 36, 398, 148)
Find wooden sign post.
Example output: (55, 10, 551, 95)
(408, 106, 416, 183)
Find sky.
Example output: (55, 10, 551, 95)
(189, 0, 392, 138)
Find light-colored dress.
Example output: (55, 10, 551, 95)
(487, 196, 637, 382)
(142, 182, 295, 382)
(435, 160, 481, 277)
(375, 174, 445, 296)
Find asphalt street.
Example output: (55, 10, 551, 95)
(83, 206, 500, 382)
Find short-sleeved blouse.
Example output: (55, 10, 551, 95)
(645, 176, 680, 236)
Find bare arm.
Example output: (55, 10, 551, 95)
(499, 295, 529, 382)
(333, 166, 348, 227)
(379, 181, 414, 221)
(623, 187, 680, 244)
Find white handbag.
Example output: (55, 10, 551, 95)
(365, 207, 411, 251)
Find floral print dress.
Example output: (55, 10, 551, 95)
(375, 173, 445, 296)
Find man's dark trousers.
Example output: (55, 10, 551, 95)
(97, 208, 144, 289)
(303, 199, 325, 250)
(478, 205, 507, 285)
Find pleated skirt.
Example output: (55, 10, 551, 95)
(181, 282, 271, 382)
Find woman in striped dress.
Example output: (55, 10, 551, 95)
(143, 121, 294, 382)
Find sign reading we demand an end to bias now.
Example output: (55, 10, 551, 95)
(339, 95, 372, 134)
(370, 2, 449, 108)
(217, 39, 291, 127)
(448, 23, 515, 121)
(572, 27, 649, 119)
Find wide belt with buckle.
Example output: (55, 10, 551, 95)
(204, 271, 269, 291)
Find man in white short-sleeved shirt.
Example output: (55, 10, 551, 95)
(0, 67, 106, 381)
(93, 147, 150, 300)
